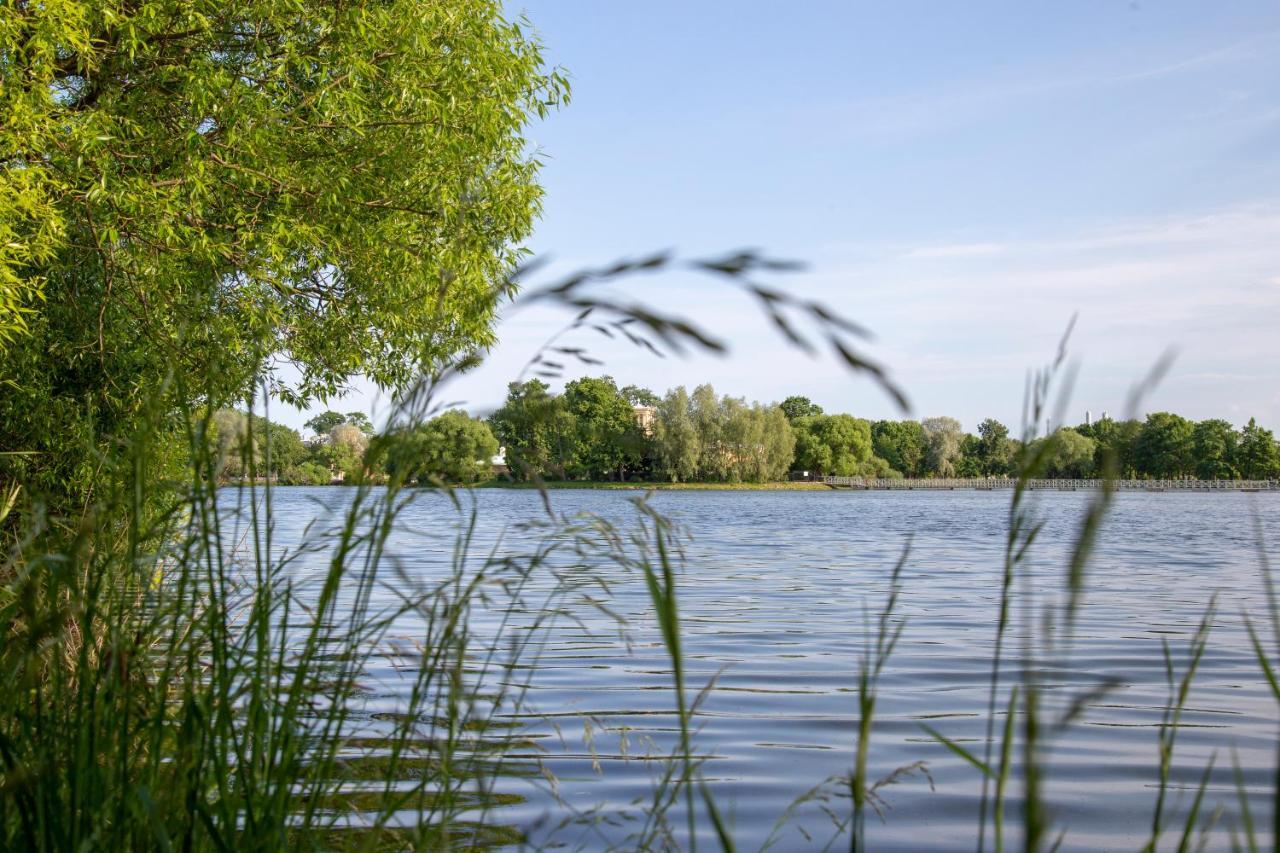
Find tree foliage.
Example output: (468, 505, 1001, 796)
(1079, 416, 1143, 478)
(318, 423, 370, 482)
(1134, 413, 1195, 479)
(975, 418, 1015, 476)
(386, 410, 498, 484)
(871, 420, 925, 478)
(653, 387, 701, 482)
(305, 411, 373, 437)
(218, 397, 1280, 488)
(621, 385, 660, 407)
(563, 376, 642, 480)
(792, 414, 873, 476)
(780, 395, 824, 422)
(1042, 428, 1096, 478)
(487, 378, 798, 483)
(922, 417, 964, 478)
(487, 380, 576, 480)
(679, 386, 795, 483)
(305, 412, 348, 437)
(212, 409, 307, 479)
(1192, 419, 1239, 480)
(1238, 418, 1280, 479)
(1, 0, 565, 506)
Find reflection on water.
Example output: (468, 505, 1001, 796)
(244, 487, 1279, 851)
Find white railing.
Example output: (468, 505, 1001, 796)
(820, 477, 1280, 492)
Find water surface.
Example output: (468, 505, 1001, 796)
(243, 487, 1280, 851)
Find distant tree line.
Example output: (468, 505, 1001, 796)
(487, 377, 795, 483)
(212, 409, 376, 485)
(213, 406, 499, 486)
(870, 408, 1280, 481)
(220, 383, 1280, 486)
(487, 381, 1280, 483)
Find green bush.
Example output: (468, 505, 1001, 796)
(280, 461, 332, 486)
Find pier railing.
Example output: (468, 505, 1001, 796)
(820, 476, 1280, 492)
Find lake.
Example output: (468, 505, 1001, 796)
(241, 487, 1280, 851)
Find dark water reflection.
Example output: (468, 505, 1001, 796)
(244, 487, 1279, 851)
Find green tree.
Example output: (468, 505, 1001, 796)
(621, 385, 660, 407)
(304, 410, 373, 438)
(922, 417, 964, 477)
(792, 414, 872, 477)
(1192, 419, 1239, 480)
(955, 434, 984, 477)
(1044, 428, 1096, 478)
(976, 418, 1014, 476)
(345, 412, 376, 437)
(318, 423, 370, 482)
(691, 384, 730, 480)
(1238, 418, 1280, 479)
(280, 462, 332, 486)
(212, 410, 306, 479)
(653, 387, 701, 482)
(261, 418, 309, 472)
(871, 420, 926, 478)
(756, 405, 798, 482)
(487, 380, 577, 480)
(1, 0, 565, 508)
(780, 395, 824, 422)
(1135, 412, 1195, 478)
(563, 376, 645, 480)
(718, 399, 795, 482)
(212, 410, 250, 479)
(305, 412, 348, 437)
(388, 411, 498, 484)
(1088, 416, 1143, 478)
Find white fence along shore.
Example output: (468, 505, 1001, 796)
(821, 477, 1280, 492)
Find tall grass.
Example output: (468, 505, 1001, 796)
(3, 265, 1278, 851)
(908, 341, 1280, 853)
(0, 376, 688, 849)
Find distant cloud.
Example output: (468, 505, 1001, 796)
(898, 204, 1280, 264)
(820, 30, 1280, 141)
(1111, 30, 1280, 83)
(806, 202, 1280, 427)
(905, 242, 1009, 259)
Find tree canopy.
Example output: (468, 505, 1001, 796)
(385, 411, 498, 485)
(780, 396, 824, 422)
(220, 394, 1280, 489)
(653, 387, 701, 482)
(922, 417, 964, 478)
(487, 379, 577, 479)
(1, 0, 565, 504)
(563, 376, 643, 480)
(975, 418, 1016, 476)
(1134, 413, 1195, 479)
(871, 420, 925, 478)
(1239, 418, 1280, 479)
(792, 414, 873, 476)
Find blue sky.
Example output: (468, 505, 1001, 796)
(278, 2, 1280, 434)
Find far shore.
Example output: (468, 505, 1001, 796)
(476, 479, 831, 491)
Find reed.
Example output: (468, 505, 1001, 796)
(2, 277, 1276, 850)
(0, 376, 667, 850)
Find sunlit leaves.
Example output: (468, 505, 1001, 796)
(1, 0, 564, 399)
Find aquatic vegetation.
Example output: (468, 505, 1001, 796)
(1, 258, 1274, 850)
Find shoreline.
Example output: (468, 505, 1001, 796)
(238, 478, 1280, 492)
(475, 480, 832, 491)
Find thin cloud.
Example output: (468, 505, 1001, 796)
(1111, 29, 1280, 83)
(799, 202, 1280, 426)
(905, 242, 1010, 259)
(821, 32, 1280, 140)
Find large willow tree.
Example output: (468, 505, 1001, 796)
(0, 0, 565, 502)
